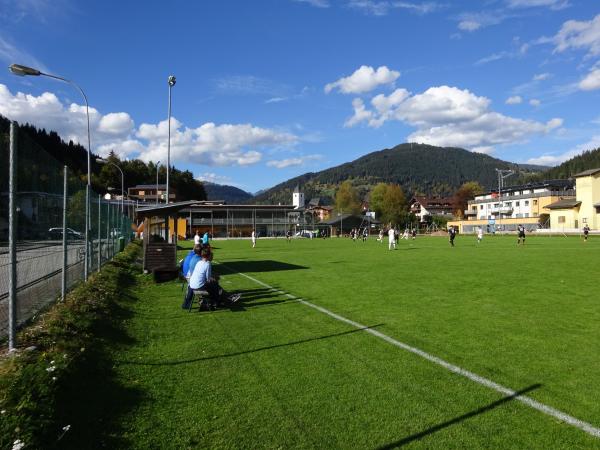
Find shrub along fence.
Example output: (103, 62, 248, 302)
(0, 241, 141, 450)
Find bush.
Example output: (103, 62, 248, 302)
(0, 241, 141, 450)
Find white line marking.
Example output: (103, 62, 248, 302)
(227, 267, 600, 439)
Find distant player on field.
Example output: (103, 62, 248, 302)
(251, 229, 257, 248)
(517, 224, 526, 245)
(477, 227, 483, 244)
(378, 229, 384, 242)
(583, 224, 590, 242)
(388, 227, 396, 250)
(448, 225, 456, 247)
(286, 229, 292, 242)
(362, 228, 368, 242)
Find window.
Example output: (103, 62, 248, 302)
(524, 213, 529, 218)
(524, 200, 529, 206)
(480, 205, 484, 210)
(138, 191, 145, 196)
(533, 200, 538, 206)
(515, 201, 520, 207)
(558, 216, 565, 224)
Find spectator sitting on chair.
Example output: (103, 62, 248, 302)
(181, 244, 202, 279)
(182, 247, 240, 309)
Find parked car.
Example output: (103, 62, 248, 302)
(48, 227, 83, 240)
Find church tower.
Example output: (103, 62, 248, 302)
(293, 185, 304, 209)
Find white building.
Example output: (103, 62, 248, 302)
(292, 185, 304, 209)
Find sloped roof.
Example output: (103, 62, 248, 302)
(573, 168, 600, 178)
(545, 199, 581, 210)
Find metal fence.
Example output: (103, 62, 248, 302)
(0, 122, 133, 344)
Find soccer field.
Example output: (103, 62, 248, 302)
(112, 235, 600, 449)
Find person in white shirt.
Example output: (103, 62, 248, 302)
(251, 229, 256, 248)
(182, 247, 240, 309)
(193, 231, 201, 246)
(388, 227, 396, 250)
(477, 227, 483, 243)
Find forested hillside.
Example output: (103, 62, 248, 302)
(253, 143, 546, 205)
(203, 182, 253, 203)
(539, 148, 600, 179)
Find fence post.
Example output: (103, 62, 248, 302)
(106, 202, 110, 261)
(62, 165, 68, 301)
(98, 195, 101, 271)
(8, 121, 18, 351)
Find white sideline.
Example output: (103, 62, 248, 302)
(229, 268, 600, 439)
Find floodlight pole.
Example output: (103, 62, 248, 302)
(166, 75, 176, 205)
(9, 64, 93, 281)
(155, 160, 160, 206)
(495, 168, 515, 233)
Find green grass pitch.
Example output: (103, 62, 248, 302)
(83, 235, 600, 448)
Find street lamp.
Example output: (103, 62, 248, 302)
(10, 63, 93, 280)
(166, 75, 176, 205)
(155, 160, 161, 206)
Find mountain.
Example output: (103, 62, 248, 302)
(253, 143, 548, 205)
(203, 182, 253, 203)
(539, 148, 600, 179)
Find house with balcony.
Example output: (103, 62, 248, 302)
(545, 168, 600, 231)
(128, 184, 177, 204)
(448, 179, 575, 233)
(409, 196, 458, 223)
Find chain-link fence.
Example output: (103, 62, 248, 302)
(0, 122, 133, 341)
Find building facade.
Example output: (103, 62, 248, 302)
(448, 180, 575, 233)
(128, 184, 177, 203)
(410, 196, 457, 223)
(546, 168, 600, 231)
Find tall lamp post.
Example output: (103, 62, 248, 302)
(166, 75, 176, 205)
(10, 63, 93, 280)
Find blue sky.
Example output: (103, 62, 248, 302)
(1, 0, 600, 193)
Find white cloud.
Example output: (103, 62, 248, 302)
(529, 98, 541, 106)
(472, 146, 495, 155)
(0, 35, 47, 71)
(527, 135, 600, 165)
(266, 154, 322, 169)
(552, 14, 600, 57)
(0, 83, 298, 166)
(137, 121, 297, 167)
(533, 72, 551, 81)
(579, 68, 600, 91)
(292, 0, 330, 7)
(344, 84, 563, 152)
(325, 65, 400, 94)
(457, 11, 506, 32)
(506, 95, 523, 104)
(506, 0, 570, 10)
(347, 0, 444, 16)
(196, 172, 234, 185)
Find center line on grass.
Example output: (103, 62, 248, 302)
(223, 266, 600, 439)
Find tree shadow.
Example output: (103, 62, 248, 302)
(116, 324, 384, 367)
(375, 384, 542, 449)
(217, 260, 308, 273)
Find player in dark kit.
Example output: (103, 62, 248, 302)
(448, 226, 456, 247)
(517, 224, 526, 245)
(583, 224, 590, 242)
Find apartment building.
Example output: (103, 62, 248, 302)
(448, 180, 575, 233)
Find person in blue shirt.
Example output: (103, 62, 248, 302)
(202, 231, 210, 246)
(182, 247, 240, 309)
(182, 245, 201, 278)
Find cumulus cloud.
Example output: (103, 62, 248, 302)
(0, 84, 135, 157)
(0, 83, 298, 165)
(533, 72, 551, 81)
(552, 14, 600, 57)
(136, 121, 297, 167)
(266, 154, 322, 169)
(579, 68, 600, 91)
(197, 172, 235, 185)
(345, 84, 563, 152)
(457, 11, 506, 32)
(506, 95, 523, 104)
(325, 65, 400, 95)
(527, 135, 600, 165)
(529, 98, 541, 106)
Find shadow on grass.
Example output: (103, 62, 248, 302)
(53, 267, 146, 449)
(375, 384, 542, 449)
(217, 260, 309, 273)
(116, 324, 384, 367)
